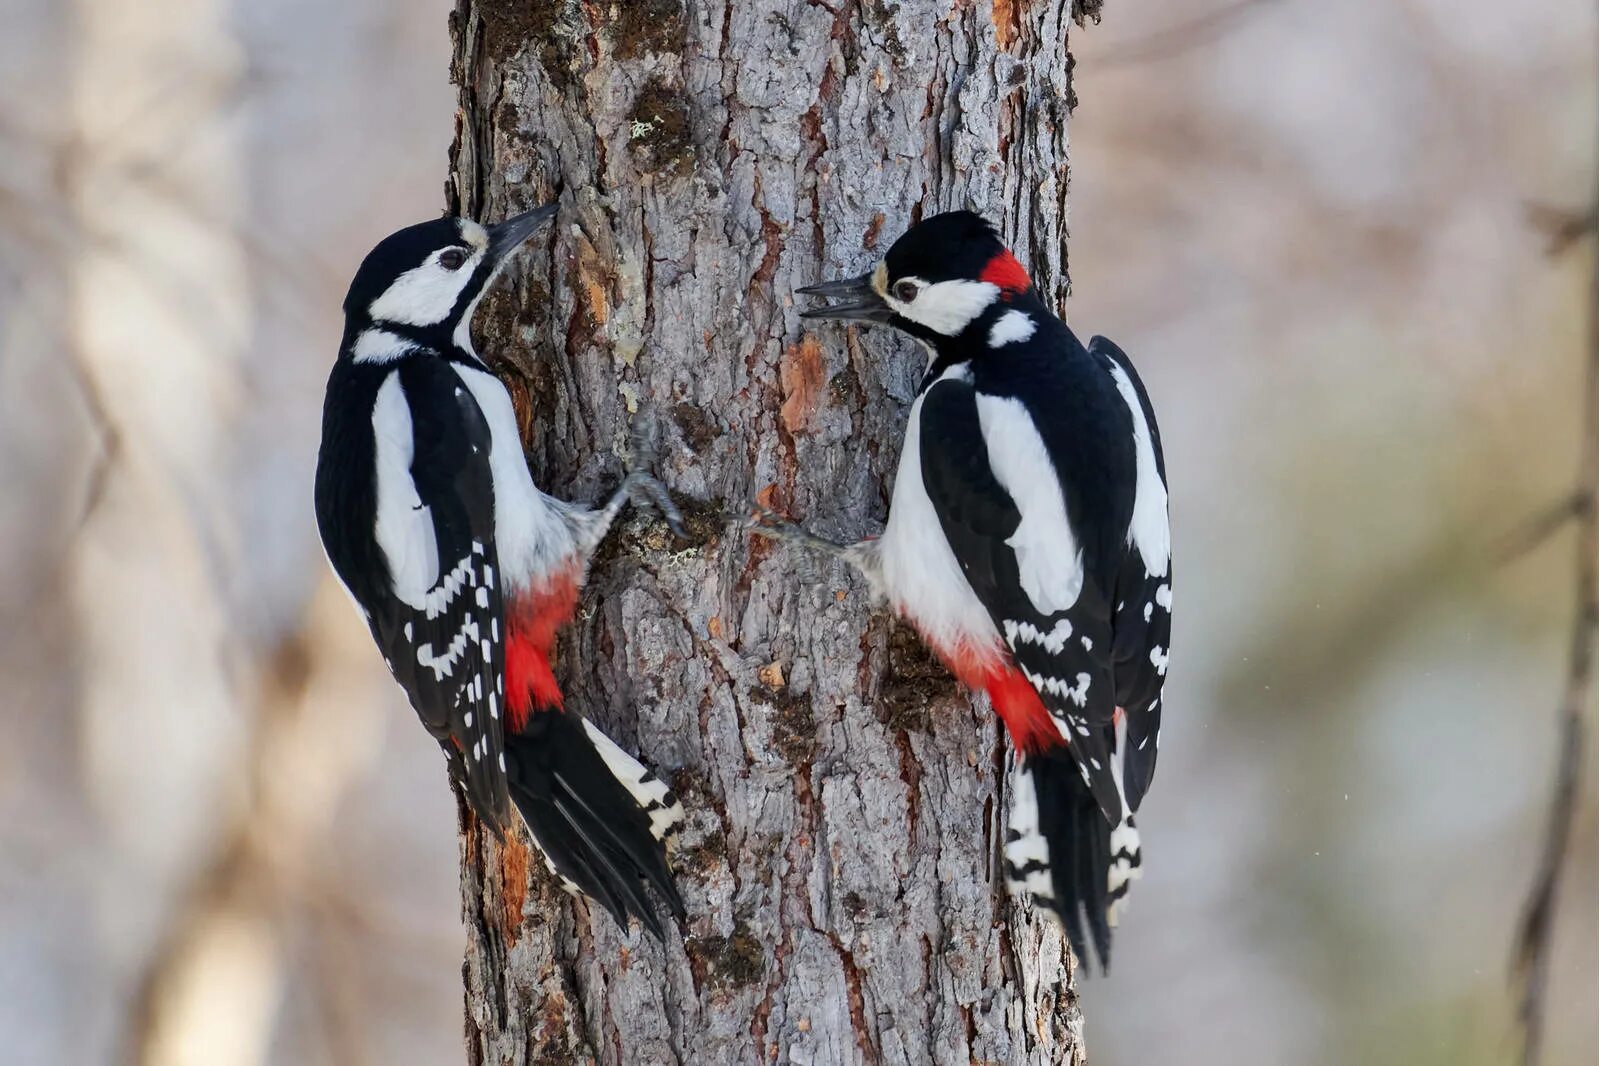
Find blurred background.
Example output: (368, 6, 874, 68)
(0, 1, 1593, 1064)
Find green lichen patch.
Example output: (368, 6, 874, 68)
(628, 81, 695, 176)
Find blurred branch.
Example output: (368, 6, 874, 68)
(1495, 490, 1591, 563)
(1510, 205, 1597, 1066)
(1526, 202, 1599, 257)
(1090, 0, 1282, 67)
(122, 587, 380, 1066)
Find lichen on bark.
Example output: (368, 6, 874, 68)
(446, 1, 1090, 1062)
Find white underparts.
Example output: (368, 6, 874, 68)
(876, 366, 1000, 654)
(449, 364, 580, 589)
(974, 393, 1085, 614)
(988, 309, 1037, 347)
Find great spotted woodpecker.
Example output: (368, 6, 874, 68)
(755, 211, 1171, 970)
(314, 206, 686, 937)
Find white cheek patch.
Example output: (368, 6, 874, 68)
(369, 254, 478, 327)
(892, 279, 1000, 336)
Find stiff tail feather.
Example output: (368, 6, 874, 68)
(502, 709, 685, 938)
(1003, 748, 1142, 973)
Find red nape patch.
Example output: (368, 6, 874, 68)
(979, 249, 1031, 298)
(934, 638, 1063, 755)
(502, 563, 583, 732)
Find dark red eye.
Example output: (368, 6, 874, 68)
(893, 279, 919, 302)
(440, 248, 468, 270)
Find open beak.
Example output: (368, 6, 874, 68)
(797, 271, 895, 324)
(486, 202, 559, 266)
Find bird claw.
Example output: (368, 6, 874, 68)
(624, 469, 687, 540)
(745, 503, 846, 558)
(622, 406, 686, 540)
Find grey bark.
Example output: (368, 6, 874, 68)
(445, 2, 1090, 1062)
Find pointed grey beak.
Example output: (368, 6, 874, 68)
(487, 202, 559, 265)
(797, 271, 895, 323)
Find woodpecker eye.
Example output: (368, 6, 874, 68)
(439, 248, 468, 270)
(892, 279, 920, 303)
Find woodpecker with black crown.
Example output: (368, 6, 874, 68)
(315, 204, 686, 938)
(754, 211, 1172, 971)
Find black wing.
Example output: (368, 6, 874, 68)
(1090, 335, 1171, 812)
(918, 376, 1124, 826)
(337, 358, 511, 832)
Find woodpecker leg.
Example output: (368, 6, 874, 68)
(746, 504, 850, 558)
(746, 504, 886, 598)
(575, 408, 686, 558)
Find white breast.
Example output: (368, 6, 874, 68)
(449, 363, 577, 589)
(876, 372, 1001, 656)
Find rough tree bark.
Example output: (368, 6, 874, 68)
(445, 2, 1096, 1062)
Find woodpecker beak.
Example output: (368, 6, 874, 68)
(487, 203, 559, 265)
(797, 272, 895, 323)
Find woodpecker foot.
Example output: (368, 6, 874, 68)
(745, 504, 849, 558)
(621, 470, 686, 540)
(618, 406, 686, 539)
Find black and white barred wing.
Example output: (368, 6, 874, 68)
(918, 375, 1123, 825)
(1090, 335, 1172, 814)
(367, 359, 510, 831)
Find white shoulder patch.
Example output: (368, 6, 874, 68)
(974, 393, 1085, 614)
(371, 372, 440, 607)
(988, 309, 1036, 347)
(1105, 363, 1170, 577)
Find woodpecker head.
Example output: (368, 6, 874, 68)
(798, 211, 1034, 346)
(341, 204, 558, 361)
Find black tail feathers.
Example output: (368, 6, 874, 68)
(502, 710, 686, 939)
(1004, 748, 1142, 974)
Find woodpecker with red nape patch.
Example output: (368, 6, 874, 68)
(315, 205, 687, 938)
(753, 211, 1171, 971)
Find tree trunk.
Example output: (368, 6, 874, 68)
(445, 2, 1089, 1062)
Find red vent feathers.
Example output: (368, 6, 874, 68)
(502, 566, 581, 731)
(932, 636, 1064, 755)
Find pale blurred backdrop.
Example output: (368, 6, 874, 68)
(0, 2, 1593, 1064)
